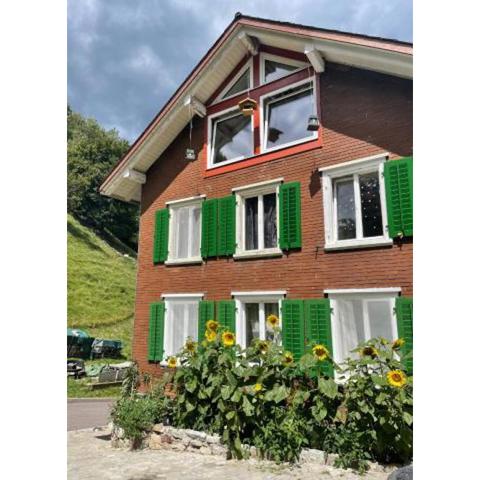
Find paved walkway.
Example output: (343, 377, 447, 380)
(68, 399, 114, 431)
(68, 428, 392, 480)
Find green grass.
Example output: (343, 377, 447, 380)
(68, 214, 137, 398)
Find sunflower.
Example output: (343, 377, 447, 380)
(167, 356, 177, 368)
(386, 369, 407, 388)
(361, 346, 379, 358)
(206, 319, 219, 332)
(312, 344, 329, 361)
(283, 352, 294, 366)
(185, 339, 197, 353)
(257, 340, 269, 354)
(266, 314, 279, 329)
(392, 338, 405, 350)
(222, 331, 235, 347)
(254, 383, 263, 392)
(205, 330, 217, 343)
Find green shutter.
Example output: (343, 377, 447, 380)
(198, 300, 215, 341)
(148, 302, 165, 362)
(217, 196, 236, 256)
(217, 300, 236, 333)
(201, 199, 218, 258)
(395, 297, 413, 374)
(384, 157, 413, 238)
(279, 182, 302, 249)
(305, 299, 334, 376)
(153, 209, 169, 263)
(281, 299, 305, 361)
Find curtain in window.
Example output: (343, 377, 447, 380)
(245, 197, 258, 250)
(171, 303, 186, 355)
(176, 207, 190, 258)
(263, 193, 277, 248)
(336, 299, 364, 360)
(264, 303, 279, 341)
(245, 303, 259, 347)
(191, 206, 201, 256)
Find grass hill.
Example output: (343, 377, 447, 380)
(67, 214, 136, 359)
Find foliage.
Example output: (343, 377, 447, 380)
(67, 214, 136, 350)
(67, 105, 138, 251)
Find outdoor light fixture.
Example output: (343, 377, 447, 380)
(238, 97, 257, 116)
(307, 115, 320, 131)
(185, 148, 196, 161)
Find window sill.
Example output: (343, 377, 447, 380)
(165, 257, 203, 266)
(324, 238, 393, 251)
(233, 248, 283, 260)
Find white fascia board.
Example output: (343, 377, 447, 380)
(304, 45, 325, 72)
(162, 293, 205, 299)
(325, 288, 401, 294)
(232, 291, 287, 297)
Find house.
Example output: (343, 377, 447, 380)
(100, 14, 413, 379)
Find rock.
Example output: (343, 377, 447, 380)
(148, 434, 162, 450)
(169, 428, 185, 440)
(189, 439, 203, 449)
(205, 434, 220, 444)
(324, 452, 339, 466)
(152, 423, 164, 434)
(161, 434, 173, 444)
(388, 465, 413, 480)
(300, 448, 326, 463)
(199, 446, 211, 455)
(185, 429, 207, 441)
(210, 444, 227, 456)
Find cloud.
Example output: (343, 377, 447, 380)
(68, 0, 412, 143)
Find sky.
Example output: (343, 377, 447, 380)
(67, 0, 412, 143)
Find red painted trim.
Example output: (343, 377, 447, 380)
(259, 44, 309, 63)
(253, 54, 260, 88)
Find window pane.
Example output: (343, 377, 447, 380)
(176, 207, 189, 258)
(245, 197, 258, 250)
(213, 114, 252, 164)
(171, 303, 186, 355)
(336, 299, 365, 361)
(263, 193, 277, 248)
(367, 301, 393, 341)
(264, 60, 298, 83)
(335, 179, 356, 240)
(266, 85, 315, 149)
(223, 69, 250, 98)
(359, 172, 383, 238)
(245, 303, 260, 347)
(185, 303, 198, 342)
(265, 303, 279, 341)
(190, 206, 201, 257)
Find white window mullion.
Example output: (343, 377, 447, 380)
(353, 174, 363, 239)
(259, 302, 266, 340)
(258, 195, 264, 250)
(362, 300, 371, 340)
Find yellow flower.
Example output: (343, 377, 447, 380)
(205, 330, 217, 342)
(392, 338, 405, 350)
(266, 314, 279, 328)
(185, 339, 197, 353)
(283, 352, 294, 366)
(167, 356, 177, 368)
(257, 341, 269, 354)
(206, 319, 219, 332)
(387, 370, 407, 388)
(312, 344, 329, 361)
(254, 383, 263, 392)
(361, 346, 379, 358)
(222, 331, 235, 347)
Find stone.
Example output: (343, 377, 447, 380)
(205, 434, 220, 444)
(152, 423, 164, 434)
(210, 444, 227, 456)
(300, 448, 326, 463)
(189, 439, 203, 449)
(148, 434, 162, 450)
(161, 434, 173, 444)
(185, 429, 207, 441)
(388, 465, 413, 480)
(199, 446, 211, 455)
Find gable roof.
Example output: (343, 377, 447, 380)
(100, 13, 412, 203)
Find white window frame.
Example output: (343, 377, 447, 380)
(165, 196, 204, 265)
(212, 58, 254, 104)
(207, 105, 254, 169)
(320, 153, 393, 251)
(260, 52, 308, 85)
(233, 291, 286, 349)
(259, 77, 318, 154)
(161, 293, 204, 362)
(232, 178, 284, 259)
(328, 288, 401, 374)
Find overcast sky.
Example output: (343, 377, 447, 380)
(68, 0, 412, 143)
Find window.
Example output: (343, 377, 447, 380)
(260, 53, 307, 84)
(166, 197, 203, 264)
(328, 289, 399, 365)
(233, 292, 285, 348)
(163, 294, 202, 358)
(210, 110, 253, 166)
(261, 80, 317, 152)
(321, 154, 392, 250)
(223, 68, 250, 98)
(214, 60, 253, 103)
(233, 179, 283, 259)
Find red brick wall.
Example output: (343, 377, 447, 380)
(134, 64, 413, 376)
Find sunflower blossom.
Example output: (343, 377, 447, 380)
(392, 338, 405, 350)
(283, 352, 294, 366)
(185, 339, 197, 353)
(387, 369, 407, 388)
(222, 331, 235, 347)
(205, 330, 217, 343)
(167, 356, 177, 368)
(257, 340, 269, 354)
(206, 319, 219, 332)
(266, 314, 279, 328)
(312, 344, 329, 361)
(254, 383, 263, 392)
(361, 346, 379, 358)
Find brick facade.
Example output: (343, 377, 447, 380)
(134, 64, 413, 377)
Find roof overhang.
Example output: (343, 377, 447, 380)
(100, 16, 412, 203)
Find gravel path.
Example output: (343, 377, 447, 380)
(68, 427, 391, 480)
(68, 399, 115, 431)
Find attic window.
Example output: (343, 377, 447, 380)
(216, 60, 253, 102)
(260, 53, 307, 85)
(222, 69, 250, 99)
